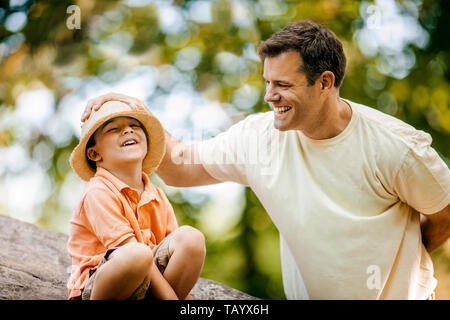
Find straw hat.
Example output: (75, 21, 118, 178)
(70, 100, 166, 181)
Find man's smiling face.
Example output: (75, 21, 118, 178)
(263, 50, 320, 131)
(87, 116, 148, 170)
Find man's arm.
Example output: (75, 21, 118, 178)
(81, 92, 220, 187)
(156, 130, 220, 187)
(420, 203, 450, 253)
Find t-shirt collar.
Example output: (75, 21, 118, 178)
(95, 167, 161, 203)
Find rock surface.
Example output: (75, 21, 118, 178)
(0, 215, 257, 300)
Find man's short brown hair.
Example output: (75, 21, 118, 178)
(257, 19, 346, 88)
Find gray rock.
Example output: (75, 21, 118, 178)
(0, 215, 257, 300)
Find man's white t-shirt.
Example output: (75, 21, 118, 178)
(196, 99, 450, 299)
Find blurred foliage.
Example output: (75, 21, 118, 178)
(0, 0, 449, 299)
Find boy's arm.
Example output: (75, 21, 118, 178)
(148, 263, 178, 300)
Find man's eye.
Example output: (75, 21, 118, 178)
(107, 127, 117, 132)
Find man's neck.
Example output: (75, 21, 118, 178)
(301, 97, 352, 140)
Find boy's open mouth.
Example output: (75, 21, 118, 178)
(121, 139, 138, 147)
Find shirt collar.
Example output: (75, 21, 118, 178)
(95, 167, 129, 191)
(140, 171, 161, 203)
(95, 167, 161, 203)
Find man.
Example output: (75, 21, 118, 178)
(82, 20, 450, 299)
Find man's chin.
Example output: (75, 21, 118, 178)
(273, 120, 291, 131)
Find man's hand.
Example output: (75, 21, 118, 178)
(81, 92, 147, 123)
(421, 203, 450, 253)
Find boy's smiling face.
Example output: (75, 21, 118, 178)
(87, 116, 148, 171)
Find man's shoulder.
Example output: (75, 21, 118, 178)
(243, 110, 273, 125)
(231, 111, 274, 134)
(351, 100, 432, 149)
(206, 111, 274, 142)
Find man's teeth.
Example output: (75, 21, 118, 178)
(274, 106, 292, 113)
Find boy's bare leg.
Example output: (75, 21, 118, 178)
(90, 242, 153, 300)
(162, 226, 206, 299)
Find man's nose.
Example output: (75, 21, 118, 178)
(264, 86, 280, 102)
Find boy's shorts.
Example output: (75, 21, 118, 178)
(80, 234, 172, 300)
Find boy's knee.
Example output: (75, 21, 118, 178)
(115, 242, 153, 274)
(174, 226, 206, 256)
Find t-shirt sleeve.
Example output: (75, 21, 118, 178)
(196, 118, 251, 186)
(82, 187, 136, 248)
(393, 139, 450, 215)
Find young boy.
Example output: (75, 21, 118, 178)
(67, 100, 206, 300)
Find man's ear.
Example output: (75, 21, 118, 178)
(319, 71, 335, 93)
(86, 147, 101, 162)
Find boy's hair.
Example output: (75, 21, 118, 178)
(257, 19, 346, 88)
(85, 117, 149, 171)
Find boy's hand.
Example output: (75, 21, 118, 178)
(81, 92, 147, 123)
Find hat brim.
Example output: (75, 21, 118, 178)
(70, 110, 166, 182)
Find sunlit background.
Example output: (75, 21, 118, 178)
(0, 0, 449, 299)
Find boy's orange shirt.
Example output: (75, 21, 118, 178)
(66, 167, 178, 299)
